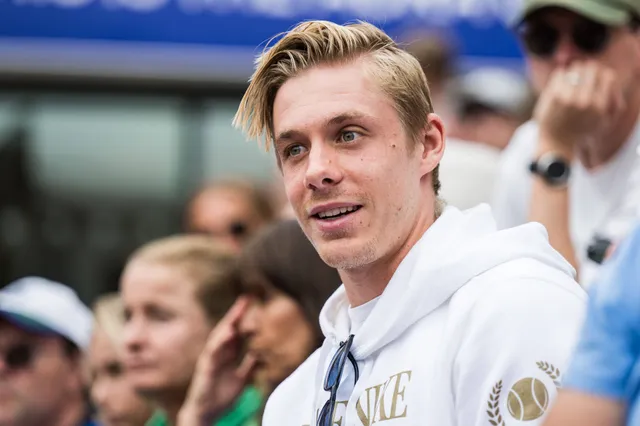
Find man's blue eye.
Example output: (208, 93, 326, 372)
(286, 145, 305, 157)
(341, 131, 359, 143)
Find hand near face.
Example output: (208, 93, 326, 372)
(534, 61, 626, 154)
(178, 297, 258, 426)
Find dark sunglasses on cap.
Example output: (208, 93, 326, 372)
(1, 343, 36, 371)
(317, 334, 359, 426)
(517, 17, 612, 58)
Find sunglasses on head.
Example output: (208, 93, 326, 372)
(518, 16, 612, 58)
(2, 343, 36, 371)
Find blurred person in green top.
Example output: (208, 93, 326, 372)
(120, 235, 261, 426)
(177, 220, 342, 426)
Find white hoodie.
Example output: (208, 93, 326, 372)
(262, 205, 586, 426)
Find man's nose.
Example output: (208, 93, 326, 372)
(553, 34, 584, 68)
(303, 143, 344, 191)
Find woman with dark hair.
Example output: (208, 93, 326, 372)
(177, 220, 341, 426)
(235, 218, 340, 347)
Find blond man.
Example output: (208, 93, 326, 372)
(183, 21, 586, 426)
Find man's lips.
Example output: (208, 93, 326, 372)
(308, 202, 362, 218)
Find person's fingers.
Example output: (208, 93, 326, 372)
(196, 330, 239, 380)
(205, 322, 234, 350)
(210, 328, 242, 362)
(592, 67, 613, 115)
(534, 67, 564, 121)
(194, 297, 255, 378)
(611, 77, 627, 116)
(236, 353, 258, 384)
(548, 67, 567, 100)
(559, 62, 585, 105)
(220, 296, 251, 329)
(593, 67, 625, 135)
(203, 297, 251, 352)
(574, 62, 598, 108)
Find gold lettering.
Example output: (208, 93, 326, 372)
(321, 370, 413, 426)
(356, 384, 384, 426)
(332, 400, 348, 426)
(373, 377, 394, 423)
(389, 371, 412, 419)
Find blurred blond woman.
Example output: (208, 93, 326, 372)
(120, 235, 262, 426)
(90, 294, 153, 426)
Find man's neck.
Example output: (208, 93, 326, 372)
(577, 92, 640, 170)
(340, 206, 436, 307)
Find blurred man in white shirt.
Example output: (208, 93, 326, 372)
(492, 0, 640, 286)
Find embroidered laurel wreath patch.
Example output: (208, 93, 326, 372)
(487, 361, 561, 425)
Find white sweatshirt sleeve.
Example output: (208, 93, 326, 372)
(452, 276, 586, 426)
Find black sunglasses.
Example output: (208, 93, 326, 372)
(317, 335, 360, 426)
(229, 221, 248, 238)
(518, 18, 611, 58)
(2, 343, 36, 371)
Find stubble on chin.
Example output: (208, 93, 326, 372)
(315, 238, 378, 271)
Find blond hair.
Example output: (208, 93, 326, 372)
(126, 235, 237, 322)
(93, 293, 127, 352)
(234, 20, 441, 195)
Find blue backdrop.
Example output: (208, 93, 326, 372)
(0, 0, 525, 81)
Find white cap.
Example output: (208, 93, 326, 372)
(0, 277, 93, 351)
(455, 67, 532, 118)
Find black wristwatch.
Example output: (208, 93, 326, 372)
(528, 152, 571, 187)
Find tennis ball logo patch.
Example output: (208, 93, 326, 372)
(506, 378, 549, 421)
(487, 362, 561, 425)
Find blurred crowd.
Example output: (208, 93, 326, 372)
(1, 0, 640, 426)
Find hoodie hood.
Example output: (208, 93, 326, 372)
(319, 204, 575, 359)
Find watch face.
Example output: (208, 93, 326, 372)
(547, 161, 568, 179)
(530, 154, 571, 186)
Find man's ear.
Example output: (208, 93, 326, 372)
(419, 113, 446, 177)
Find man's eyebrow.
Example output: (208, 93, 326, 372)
(275, 112, 371, 143)
(275, 129, 304, 144)
(326, 112, 369, 127)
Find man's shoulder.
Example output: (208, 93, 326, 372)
(448, 259, 587, 381)
(262, 349, 321, 425)
(451, 258, 586, 318)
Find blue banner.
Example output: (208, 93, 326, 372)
(0, 0, 525, 82)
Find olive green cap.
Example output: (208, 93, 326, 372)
(514, 0, 640, 26)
